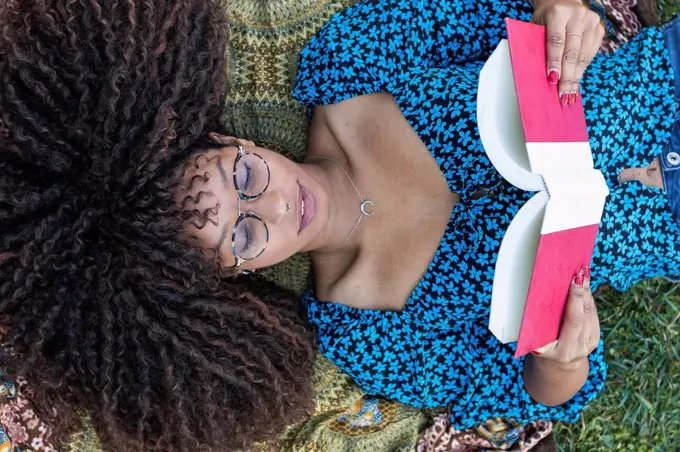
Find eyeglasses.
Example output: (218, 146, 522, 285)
(230, 145, 271, 268)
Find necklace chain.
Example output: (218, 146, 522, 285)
(304, 156, 375, 252)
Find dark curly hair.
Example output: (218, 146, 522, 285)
(0, 0, 315, 450)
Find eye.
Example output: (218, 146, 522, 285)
(235, 161, 253, 192)
(241, 224, 253, 253)
(233, 216, 267, 260)
(242, 162, 253, 190)
(235, 153, 268, 198)
(234, 222, 253, 254)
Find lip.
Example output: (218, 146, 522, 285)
(297, 184, 303, 233)
(297, 182, 315, 234)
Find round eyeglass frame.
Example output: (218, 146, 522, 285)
(231, 145, 271, 268)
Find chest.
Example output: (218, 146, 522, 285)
(310, 93, 459, 310)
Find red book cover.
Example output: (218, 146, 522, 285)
(504, 19, 602, 358)
(480, 19, 609, 357)
(505, 19, 589, 144)
(514, 225, 600, 357)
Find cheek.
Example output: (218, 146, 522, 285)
(247, 232, 299, 269)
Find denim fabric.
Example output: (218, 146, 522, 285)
(661, 15, 680, 222)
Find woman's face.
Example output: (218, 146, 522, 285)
(177, 136, 330, 270)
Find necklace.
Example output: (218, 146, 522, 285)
(304, 156, 375, 251)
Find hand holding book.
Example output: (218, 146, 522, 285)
(522, 267, 600, 406)
(532, 267, 600, 361)
(530, 0, 607, 103)
(478, 19, 610, 357)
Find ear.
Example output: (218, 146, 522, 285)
(208, 133, 256, 147)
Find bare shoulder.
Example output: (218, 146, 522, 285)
(315, 92, 394, 114)
(314, 93, 400, 133)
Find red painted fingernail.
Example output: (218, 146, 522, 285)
(532, 350, 542, 356)
(569, 93, 577, 104)
(548, 70, 560, 84)
(584, 267, 591, 280)
(574, 268, 585, 286)
(561, 93, 569, 105)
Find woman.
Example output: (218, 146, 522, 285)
(176, 0, 680, 429)
(0, 0, 314, 450)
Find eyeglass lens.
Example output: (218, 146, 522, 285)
(234, 153, 269, 198)
(233, 215, 268, 260)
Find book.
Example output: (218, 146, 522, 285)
(478, 19, 610, 358)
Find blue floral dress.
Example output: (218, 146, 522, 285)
(292, 0, 678, 428)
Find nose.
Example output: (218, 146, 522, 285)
(244, 190, 289, 226)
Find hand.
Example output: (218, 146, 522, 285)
(532, 267, 600, 367)
(531, 0, 606, 104)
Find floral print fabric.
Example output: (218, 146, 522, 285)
(417, 417, 552, 452)
(0, 357, 58, 452)
(294, 0, 677, 429)
(601, 0, 643, 52)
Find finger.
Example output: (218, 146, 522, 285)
(590, 312, 602, 351)
(558, 29, 584, 103)
(583, 270, 601, 350)
(532, 340, 558, 356)
(570, 26, 604, 104)
(568, 31, 598, 104)
(543, 15, 569, 88)
(578, 272, 598, 347)
(555, 274, 587, 356)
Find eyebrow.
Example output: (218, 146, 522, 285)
(214, 157, 231, 252)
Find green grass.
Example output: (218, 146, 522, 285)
(660, 0, 680, 24)
(554, 279, 679, 451)
(555, 5, 680, 450)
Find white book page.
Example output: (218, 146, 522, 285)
(541, 170, 610, 234)
(489, 191, 548, 343)
(477, 40, 543, 192)
(526, 142, 594, 174)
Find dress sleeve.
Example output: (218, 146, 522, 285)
(513, 339, 607, 424)
(304, 287, 607, 424)
(304, 295, 434, 407)
(293, 0, 534, 106)
(423, 325, 607, 427)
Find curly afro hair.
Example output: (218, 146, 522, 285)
(0, 0, 315, 450)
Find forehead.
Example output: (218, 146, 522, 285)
(175, 149, 238, 257)
(183, 149, 231, 177)
(179, 149, 235, 190)
(174, 149, 236, 215)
